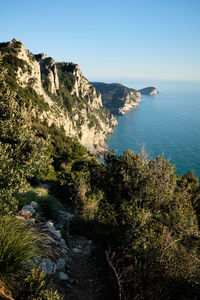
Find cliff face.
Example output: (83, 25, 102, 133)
(92, 82, 141, 115)
(0, 38, 117, 154)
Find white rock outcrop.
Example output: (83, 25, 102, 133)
(6, 38, 117, 154)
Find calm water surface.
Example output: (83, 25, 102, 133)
(106, 80, 200, 178)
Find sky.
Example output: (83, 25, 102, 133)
(0, 0, 200, 81)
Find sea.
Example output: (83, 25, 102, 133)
(104, 79, 200, 178)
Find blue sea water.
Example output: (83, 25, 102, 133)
(106, 80, 200, 178)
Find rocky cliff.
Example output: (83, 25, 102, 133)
(138, 86, 158, 95)
(92, 82, 141, 115)
(0, 38, 117, 154)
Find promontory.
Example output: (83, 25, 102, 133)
(92, 82, 141, 115)
(138, 86, 158, 95)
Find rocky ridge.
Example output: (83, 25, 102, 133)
(0, 38, 117, 154)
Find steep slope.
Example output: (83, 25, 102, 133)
(92, 82, 141, 115)
(0, 38, 117, 154)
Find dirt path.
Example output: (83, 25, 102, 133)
(63, 235, 112, 300)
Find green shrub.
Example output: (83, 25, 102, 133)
(16, 86, 50, 111)
(0, 78, 51, 215)
(21, 267, 60, 300)
(17, 191, 42, 209)
(37, 195, 63, 222)
(17, 190, 63, 222)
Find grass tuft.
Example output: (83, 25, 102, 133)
(0, 216, 47, 288)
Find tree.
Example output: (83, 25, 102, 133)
(0, 73, 51, 215)
(97, 151, 200, 299)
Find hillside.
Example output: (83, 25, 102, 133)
(0, 38, 117, 154)
(92, 82, 141, 115)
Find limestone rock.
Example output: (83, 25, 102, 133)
(72, 248, 81, 254)
(18, 205, 35, 218)
(60, 238, 66, 245)
(58, 271, 69, 281)
(58, 210, 74, 222)
(1, 39, 118, 154)
(40, 57, 59, 94)
(16, 215, 25, 221)
(56, 258, 66, 271)
(30, 201, 38, 209)
(42, 228, 62, 239)
(45, 220, 55, 228)
(40, 258, 56, 275)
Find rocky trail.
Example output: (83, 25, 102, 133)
(60, 205, 112, 300)
(63, 235, 105, 300)
(15, 185, 113, 300)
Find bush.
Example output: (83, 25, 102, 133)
(37, 195, 63, 222)
(0, 76, 51, 215)
(17, 190, 42, 209)
(21, 267, 60, 300)
(17, 190, 63, 222)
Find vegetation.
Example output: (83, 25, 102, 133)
(1, 40, 200, 299)
(70, 151, 200, 299)
(0, 77, 51, 215)
(0, 216, 47, 292)
(21, 267, 60, 300)
(17, 189, 63, 222)
(16, 86, 50, 111)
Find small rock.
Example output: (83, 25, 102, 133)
(72, 248, 81, 254)
(45, 220, 55, 228)
(69, 278, 79, 285)
(58, 271, 69, 281)
(18, 205, 35, 217)
(30, 201, 38, 209)
(43, 236, 57, 245)
(41, 227, 62, 239)
(53, 229, 62, 239)
(56, 258, 66, 271)
(58, 210, 74, 221)
(40, 258, 56, 275)
(16, 215, 25, 221)
(61, 248, 68, 255)
(60, 238, 66, 245)
(26, 218, 35, 225)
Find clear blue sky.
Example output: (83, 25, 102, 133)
(1, 0, 200, 81)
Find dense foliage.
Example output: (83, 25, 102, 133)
(67, 151, 200, 299)
(0, 76, 50, 215)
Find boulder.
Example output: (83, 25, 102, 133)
(30, 201, 38, 209)
(18, 205, 35, 217)
(40, 258, 56, 275)
(58, 271, 69, 281)
(58, 210, 74, 221)
(56, 258, 66, 271)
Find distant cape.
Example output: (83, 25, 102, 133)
(92, 82, 141, 115)
(138, 87, 158, 95)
